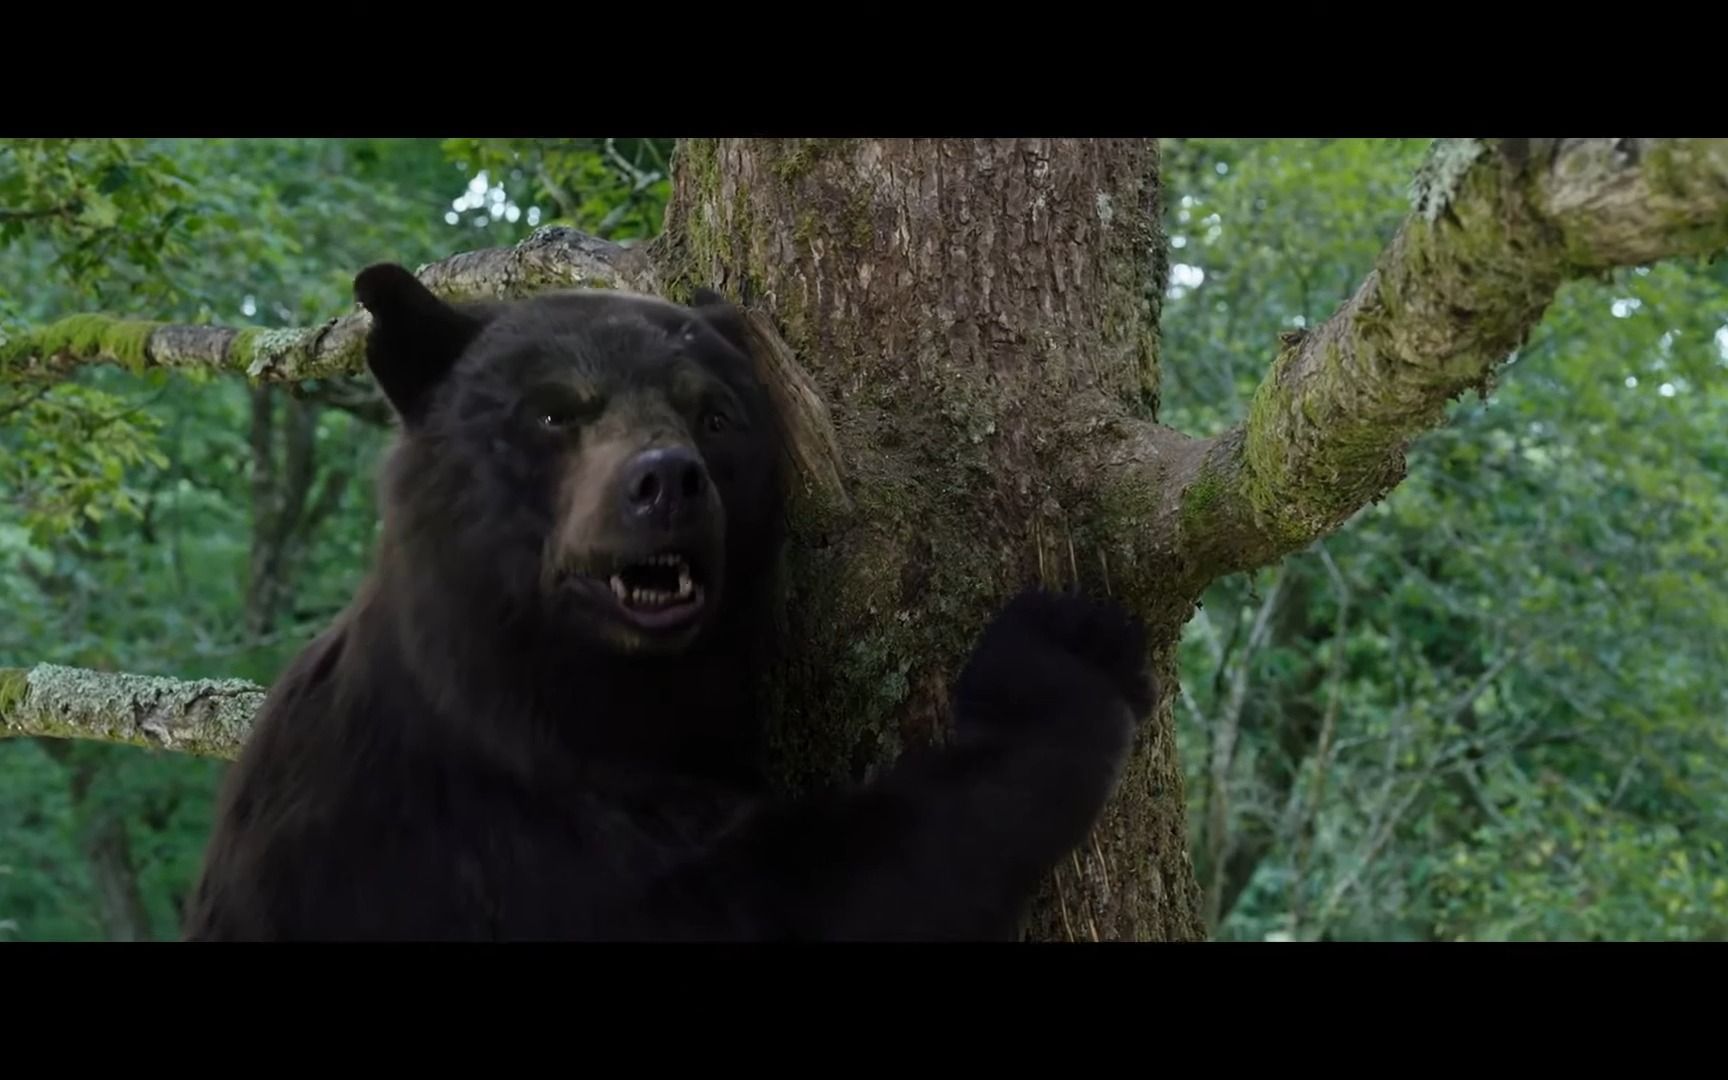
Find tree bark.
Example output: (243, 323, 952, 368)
(1, 664, 264, 758)
(6, 137, 1728, 941)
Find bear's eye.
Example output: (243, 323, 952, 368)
(702, 410, 730, 434)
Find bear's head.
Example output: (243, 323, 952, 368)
(354, 263, 783, 658)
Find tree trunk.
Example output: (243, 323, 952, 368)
(244, 386, 348, 642)
(37, 741, 156, 941)
(655, 138, 1205, 941)
(83, 812, 154, 941)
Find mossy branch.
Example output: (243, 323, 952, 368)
(0, 227, 659, 383)
(0, 664, 260, 759)
(1162, 137, 1728, 578)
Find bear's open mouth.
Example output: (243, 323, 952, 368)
(582, 551, 707, 632)
(610, 552, 698, 610)
(556, 548, 712, 637)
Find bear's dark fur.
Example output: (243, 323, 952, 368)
(182, 264, 1152, 941)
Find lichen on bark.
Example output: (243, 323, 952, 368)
(1, 664, 262, 758)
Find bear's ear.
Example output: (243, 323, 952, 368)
(689, 287, 753, 358)
(354, 262, 489, 426)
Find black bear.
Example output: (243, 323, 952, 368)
(182, 263, 1153, 941)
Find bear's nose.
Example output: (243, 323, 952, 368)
(621, 446, 709, 524)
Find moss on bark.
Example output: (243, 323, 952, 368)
(1, 314, 162, 374)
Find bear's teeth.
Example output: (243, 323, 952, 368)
(607, 568, 696, 611)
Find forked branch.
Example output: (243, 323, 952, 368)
(1153, 138, 1728, 580)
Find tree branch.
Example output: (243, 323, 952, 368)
(0, 226, 660, 383)
(1152, 137, 1728, 580)
(1, 664, 260, 759)
(1200, 574, 1285, 930)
